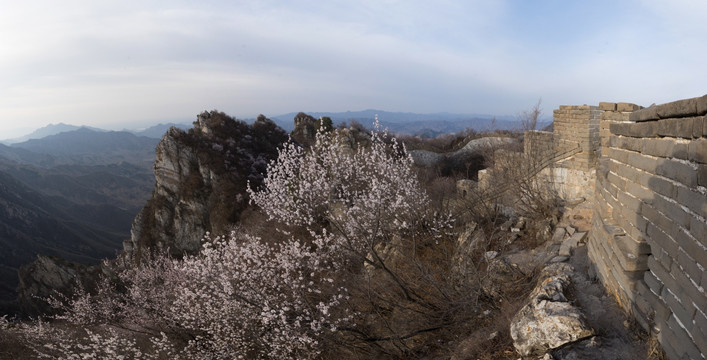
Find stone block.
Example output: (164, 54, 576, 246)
(656, 97, 699, 119)
(697, 164, 707, 187)
(617, 191, 642, 213)
(642, 137, 688, 160)
(617, 102, 641, 112)
(651, 194, 690, 229)
(689, 217, 707, 249)
(628, 152, 658, 173)
(670, 261, 706, 319)
(630, 121, 658, 137)
(646, 222, 678, 259)
(614, 235, 649, 272)
(673, 226, 707, 268)
(630, 106, 659, 122)
(696, 94, 707, 115)
(610, 122, 631, 137)
(693, 116, 705, 138)
(658, 117, 697, 138)
(677, 186, 706, 217)
(626, 181, 654, 204)
(644, 269, 664, 294)
(646, 174, 676, 198)
(688, 138, 707, 163)
(666, 314, 703, 359)
(677, 248, 704, 291)
(656, 158, 698, 188)
(599, 102, 617, 111)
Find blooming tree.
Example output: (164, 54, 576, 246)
(10, 120, 459, 359)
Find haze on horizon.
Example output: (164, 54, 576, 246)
(1, 0, 705, 137)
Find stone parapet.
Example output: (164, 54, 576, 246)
(589, 96, 706, 360)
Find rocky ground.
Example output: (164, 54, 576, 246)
(504, 200, 663, 360)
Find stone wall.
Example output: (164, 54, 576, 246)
(588, 96, 707, 359)
(553, 105, 603, 171)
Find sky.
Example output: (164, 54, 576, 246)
(1, 0, 706, 138)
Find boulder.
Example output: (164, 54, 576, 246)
(510, 263, 594, 357)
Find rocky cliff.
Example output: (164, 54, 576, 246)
(122, 111, 288, 263)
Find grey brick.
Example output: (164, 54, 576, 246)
(656, 97, 699, 119)
(676, 186, 706, 217)
(630, 106, 659, 122)
(646, 222, 678, 259)
(628, 152, 658, 173)
(644, 269, 664, 294)
(645, 175, 676, 198)
(656, 158, 698, 187)
(599, 102, 617, 111)
(688, 138, 707, 163)
(676, 248, 704, 294)
(658, 118, 695, 138)
(696, 94, 707, 115)
(693, 116, 705, 138)
(666, 314, 702, 359)
(630, 121, 659, 137)
(651, 194, 690, 229)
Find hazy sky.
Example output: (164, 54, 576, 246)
(1, 0, 705, 137)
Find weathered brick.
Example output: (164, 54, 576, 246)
(688, 138, 707, 163)
(599, 102, 617, 111)
(693, 116, 705, 138)
(677, 248, 704, 291)
(642, 202, 674, 232)
(630, 106, 659, 122)
(657, 97, 699, 119)
(614, 235, 649, 271)
(677, 186, 707, 217)
(690, 217, 707, 248)
(617, 102, 641, 112)
(610, 122, 632, 137)
(617, 191, 643, 213)
(673, 225, 707, 268)
(693, 310, 707, 356)
(617, 231, 651, 255)
(647, 222, 678, 259)
(666, 314, 702, 359)
(651, 194, 690, 229)
(628, 152, 658, 173)
(644, 269, 664, 294)
(671, 263, 707, 314)
(642, 137, 688, 159)
(696, 94, 707, 115)
(630, 121, 659, 137)
(662, 288, 695, 334)
(645, 174, 676, 198)
(656, 158, 698, 187)
(658, 117, 697, 138)
(626, 181, 654, 204)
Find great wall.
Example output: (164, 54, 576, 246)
(522, 95, 706, 359)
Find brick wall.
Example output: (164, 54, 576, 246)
(553, 105, 603, 171)
(588, 95, 707, 359)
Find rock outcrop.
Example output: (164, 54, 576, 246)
(16, 255, 103, 316)
(123, 111, 288, 263)
(510, 262, 594, 357)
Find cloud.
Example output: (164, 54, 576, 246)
(0, 0, 704, 133)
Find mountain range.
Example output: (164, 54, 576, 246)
(0, 127, 159, 314)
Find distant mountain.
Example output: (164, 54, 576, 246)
(11, 128, 159, 170)
(1, 123, 104, 144)
(271, 109, 550, 135)
(0, 169, 128, 313)
(129, 123, 191, 139)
